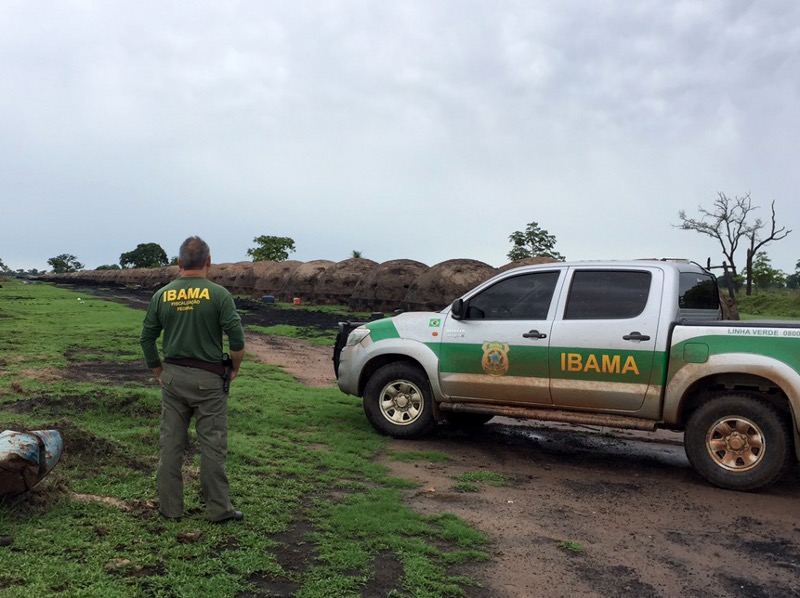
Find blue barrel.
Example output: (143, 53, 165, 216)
(0, 429, 64, 495)
(262, 295, 275, 304)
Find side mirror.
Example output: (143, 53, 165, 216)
(451, 298, 465, 320)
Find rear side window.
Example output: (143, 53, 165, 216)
(565, 270, 651, 320)
(679, 273, 720, 310)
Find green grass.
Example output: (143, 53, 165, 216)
(247, 324, 337, 346)
(735, 289, 800, 320)
(453, 470, 511, 488)
(556, 540, 584, 554)
(0, 280, 489, 597)
(241, 299, 375, 319)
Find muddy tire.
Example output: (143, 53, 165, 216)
(684, 394, 792, 491)
(363, 363, 436, 439)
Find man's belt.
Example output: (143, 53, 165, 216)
(164, 357, 225, 376)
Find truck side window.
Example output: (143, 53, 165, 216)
(564, 270, 651, 320)
(678, 272, 720, 310)
(466, 271, 560, 320)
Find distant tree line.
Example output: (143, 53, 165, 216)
(7, 193, 795, 294)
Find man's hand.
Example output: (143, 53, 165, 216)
(151, 365, 163, 385)
(229, 349, 244, 384)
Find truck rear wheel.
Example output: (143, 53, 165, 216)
(684, 393, 792, 491)
(363, 363, 436, 439)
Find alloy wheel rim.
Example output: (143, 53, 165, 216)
(379, 380, 423, 425)
(705, 415, 765, 472)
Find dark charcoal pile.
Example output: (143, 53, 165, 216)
(235, 298, 368, 331)
(70, 285, 368, 332)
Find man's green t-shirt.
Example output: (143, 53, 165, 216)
(140, 276, 245, 368)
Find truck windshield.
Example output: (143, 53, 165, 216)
(678, 273, 720, 310)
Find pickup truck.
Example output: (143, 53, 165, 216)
(334, 259, 800, 491)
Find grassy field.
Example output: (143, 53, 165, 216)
(736, 289, 800, 320)
(0, 281, 488, 597)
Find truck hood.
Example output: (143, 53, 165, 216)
(364, 310, 447, 343)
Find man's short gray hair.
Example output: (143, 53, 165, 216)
(179, 236, 210, 270)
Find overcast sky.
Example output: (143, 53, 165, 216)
(2, 1, 798, 275)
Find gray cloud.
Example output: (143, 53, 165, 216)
(1, 1, 798, 274)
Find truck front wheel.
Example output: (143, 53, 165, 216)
(363, 363, 436, 439)
(684, 393, 792, 491)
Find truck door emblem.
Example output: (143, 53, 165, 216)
(482, 341, 510, 376)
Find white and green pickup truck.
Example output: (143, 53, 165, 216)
(334, 259, 800, 491)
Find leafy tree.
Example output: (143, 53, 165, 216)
(96, 264, 121, 270)
(676, 193, 790, 296)
(507, 221, 564, 262)
(785, 260, 800, 290)
(0, 257, 10, 273)
(119, 243, 169, 269)
(351, 250, 363, 258)
(13, 268, 44, 277)
(751, 252, 786, 290)
(246, 235, 296, 262)
(48, 254, 84, 273)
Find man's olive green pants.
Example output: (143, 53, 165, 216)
(157, 363, 236, 522)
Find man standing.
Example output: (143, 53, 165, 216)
(140, 236, 245, 523)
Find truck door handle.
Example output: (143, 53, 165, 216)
(523, 330, 547, 339)
(623, 331, 650, 341)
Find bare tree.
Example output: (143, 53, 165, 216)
(743, 201, 791, 295)
(676, 193, 791, 296)
(676, 192, 754, 278)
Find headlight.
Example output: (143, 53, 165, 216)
(346, 327, 371, 346)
